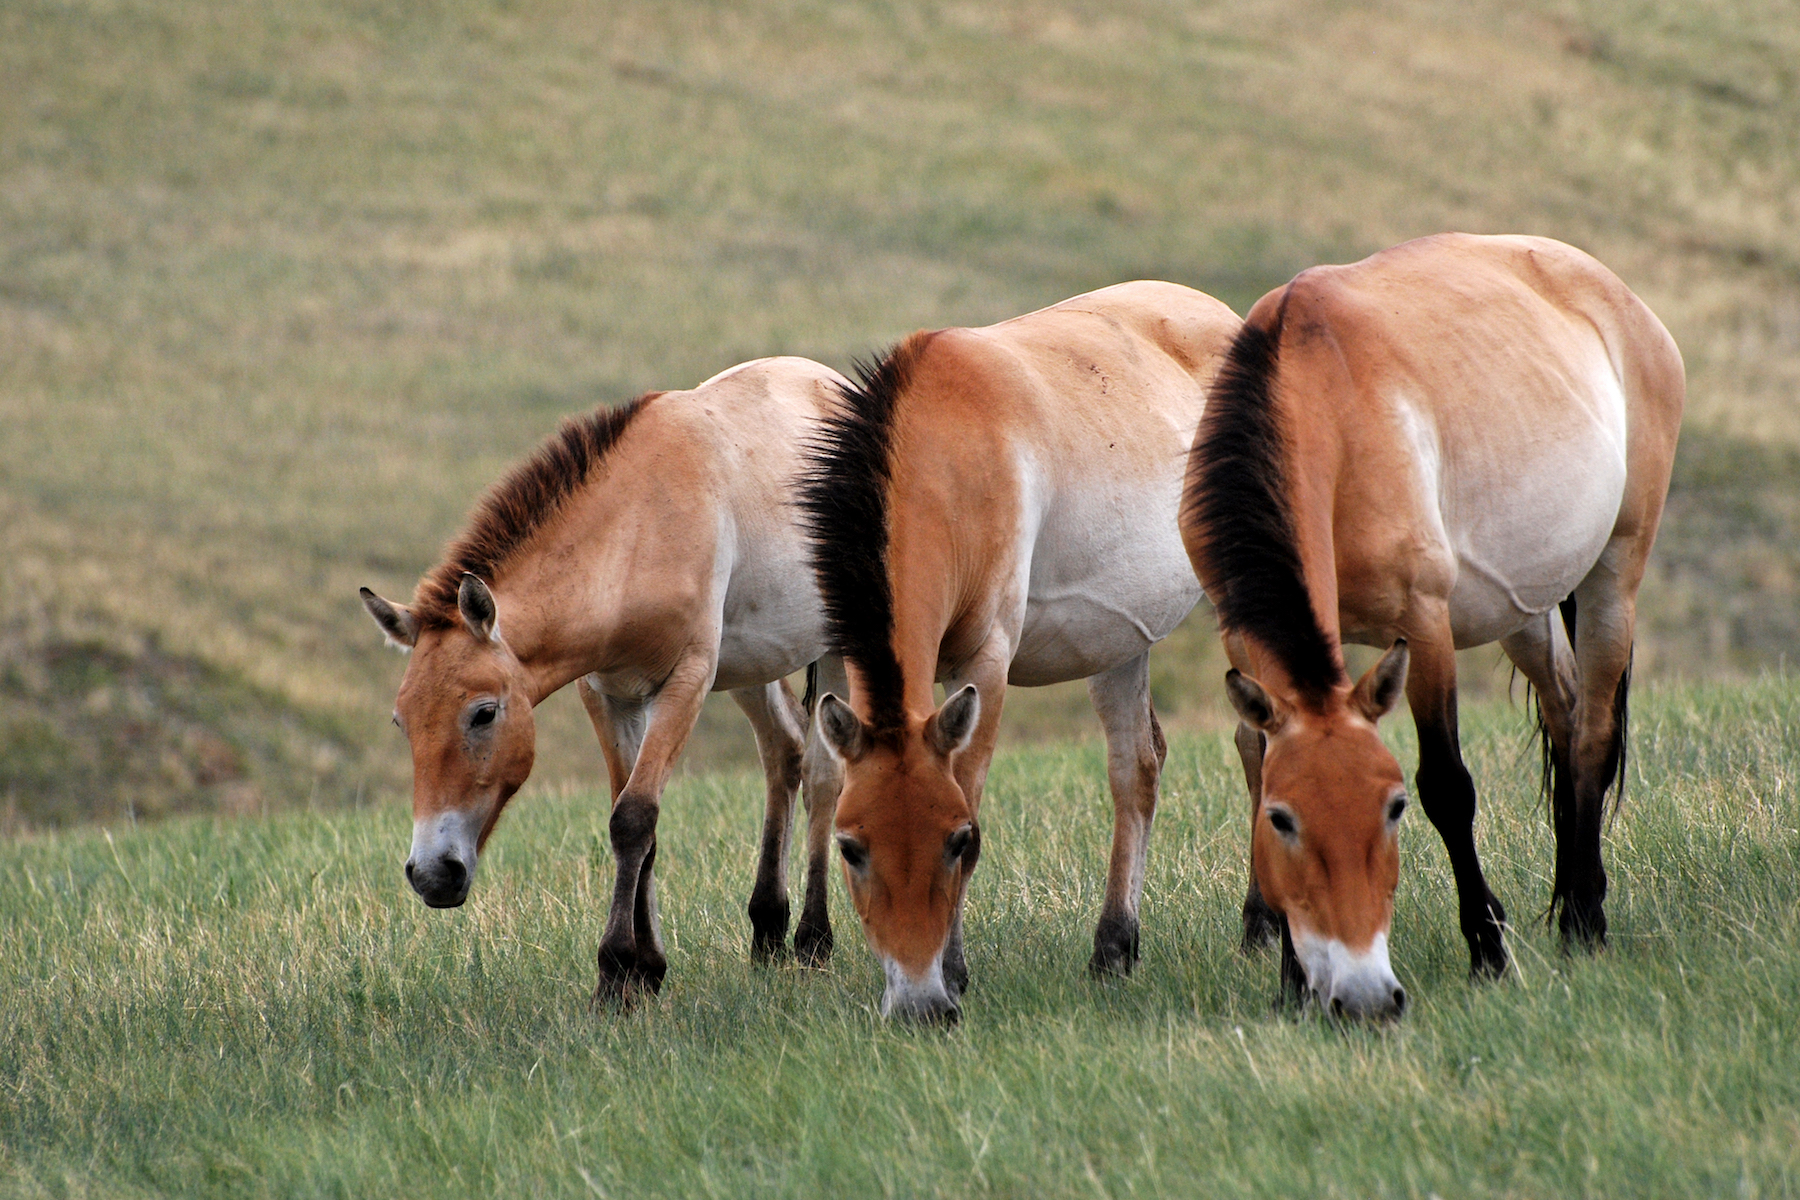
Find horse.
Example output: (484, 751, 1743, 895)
(1180, 233, 1684, 1019)
(359, 356, 855, 1002)
(799, 281, 1242, 1022)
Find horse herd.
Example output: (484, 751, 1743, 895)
(360, 232, 1684, 1024)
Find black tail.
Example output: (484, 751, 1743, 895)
(800, 661, 819, 717)
(1606, 647, 1633, 817)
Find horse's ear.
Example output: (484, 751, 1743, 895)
(361, 588, 418, 651)
(458, 574, 501, 643)
(926, 684, 980, 758)
(1224, 668, 1286, 734)
(1351, 639, 1409, 723)
(817, 693, 870, 763)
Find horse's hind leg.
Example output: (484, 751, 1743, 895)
(733, 680, 809, 962)
(794, 656, 847, 968)
(1500, 607, 1580, 907)
(1405, 620, 1510, 980)
(1557, 554, 1641, 950)
(1087, 652, 1168, 977)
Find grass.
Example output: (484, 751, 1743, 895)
(3, 679, 1797, 1196)
(4, 0, 1800, 824)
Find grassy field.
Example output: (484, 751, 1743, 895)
(4, 0, 1800, 825)
(2, 680, 1796, 1196)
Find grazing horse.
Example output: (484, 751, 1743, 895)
(799, 281, 1241, 1021)
(1181, 233, 1683, 1019)
(359, 357, 853, 1002)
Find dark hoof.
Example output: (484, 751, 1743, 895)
(1088, 915, 1140, 978)
(1557, 896, 1608, 953)
(793, 918, 833, 969)
(1240, 898, 1280, 954)
(1465, 893, 1510, 981)
(593, 944, 667, 1009)
(748, 896, 791, 964)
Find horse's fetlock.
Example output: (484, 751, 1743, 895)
(794, 916, 833, 968)
(747, 893, 792, 962)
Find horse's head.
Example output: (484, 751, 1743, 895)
(1229, 640, 1412, 1021)
(361, 574, 536, 908)
(816, 686, 981, 1023)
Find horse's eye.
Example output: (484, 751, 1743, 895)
(836, 834, 868, 871)
(470, 703, 499, 728)
(1387, 796, 1407, 824)
(1267, 808, 1298, 838)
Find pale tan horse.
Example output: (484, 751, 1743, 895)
(360, 357, 854, 1002)
(800, 282, 1241, 1021)
(1182, 234, 1683, 1019)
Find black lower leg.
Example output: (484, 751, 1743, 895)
(630, 840, 667, 992)
(942, 916, 970, 998)
(594, 793, 662, 1004)
(1240, 874, 1280, 953)
(746, 826, 791, 964)
(1417, 736, 1509, 979)
(1277, 915, 1307, 1011)
(793, 850, 834, 968)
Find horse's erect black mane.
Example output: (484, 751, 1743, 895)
(413, 393, 657, 629)
(796, 335, 934, 732)
(1184, 310, 1345, 703)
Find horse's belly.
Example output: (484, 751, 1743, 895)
(1009, 482, 1202, 686)
(1444, 458, 1625, 648)
(713, 544, 827, 691)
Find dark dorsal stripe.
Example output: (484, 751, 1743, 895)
(1185, 310, 1344, 702)
(412, 393, 657, 629)
(796, 336, 934, 733)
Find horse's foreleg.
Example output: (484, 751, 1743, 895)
(1231, 719, 1279, 952)
(1558, 561, 1641, 951)
(590, 654, 715, 1007)
(940, 642, 1011, 999)
(1405, 628, 1510, 980)
(733, 680, 808, 962)
(1086, 652, 1167, 977)
(795, 656, 848, 968)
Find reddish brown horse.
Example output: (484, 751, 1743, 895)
(1182, 234, 1683, 1018)
(360, 357, 852, 1001)
(800, 281, 1241, 1021)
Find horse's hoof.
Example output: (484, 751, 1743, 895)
(793, 920, 833, 969)
(1557, 898, 1608, 953)
(1088, 916, 1141, 979)
(747, 897, 791, 965)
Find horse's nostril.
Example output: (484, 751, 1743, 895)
(442, 858, 467, 886)
(1392, 986, 1408, 1015)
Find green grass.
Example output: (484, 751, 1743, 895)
(5, 0, 1800, 824)
(4, 680, 1797, 1196)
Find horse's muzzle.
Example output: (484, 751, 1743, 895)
(405, 854, 471, 908)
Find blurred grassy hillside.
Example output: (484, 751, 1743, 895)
(3, 0, 1797, 828)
